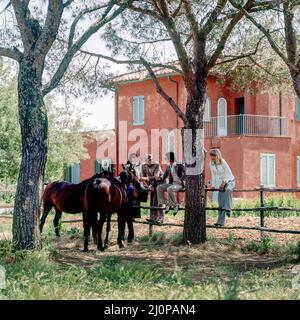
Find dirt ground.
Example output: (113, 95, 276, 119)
(1, 215, 299, 277)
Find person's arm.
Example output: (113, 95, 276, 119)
(209, 162, 216, 189)
(140, 165, 149, 182)
(221, 160, 234, 183)
(160, 165, 170, 182)
(178, 164, 185, 181)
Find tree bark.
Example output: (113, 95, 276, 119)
(182, 74, 207, 244)
(13, 58, 48, 249)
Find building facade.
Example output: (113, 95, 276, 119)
(72, 68, 300, 199)
(114, 69, 300, 198)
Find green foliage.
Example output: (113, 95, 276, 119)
(0, 191, 15, 204)
(66, 227, 81, 239)
(0, 63, 90, 183)
(45, 96, 91, 182)
(244, 236, 299, 258)
(0, 241, 191, 300)
(246, 235, 274, 254)
(218, 279, 240, 300)
(0, 68, 21, 182)
(207, 195, 300, 218)
(0, 236, 299, 300)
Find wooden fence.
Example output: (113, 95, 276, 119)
(1, 187, 300, 242)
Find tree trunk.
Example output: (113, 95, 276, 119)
(183, 75, 207, 244)
(291, 72, 300, 99)
(13, 59, 48, 249)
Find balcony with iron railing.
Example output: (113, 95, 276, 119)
(204, 114, 289, 137)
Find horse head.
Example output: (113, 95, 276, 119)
(121, 163, 140, 187)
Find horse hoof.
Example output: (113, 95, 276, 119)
(119, 244, 124, 249)
(104, 244, 108, 249)
(97, 246, 105, 252)
(83, 248, 89, 252)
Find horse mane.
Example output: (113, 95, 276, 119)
(78, 173, 103, 186)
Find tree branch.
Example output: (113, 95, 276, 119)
(214, 32, 268, 66)
(127, 2, 164, 22)
(156, 0, 191, 77)
(0, 46, 22, 61)
(63, 0, 75, 8)
(11, 0, 34, 51)
(78, 48, 183, 74)
(283, 2, 298, 70)
(42, 0, 134, 96)
(140, 57, 186, 122)
(201, 0, 228, 35)
(229, 0, 298, 73)
(172, 0, 183, 18)
(208, 0, 255, 69)
(68, 4, 108, 49)
(34, 0, 64, 77)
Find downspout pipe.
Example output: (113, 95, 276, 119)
(279, 91, 282, 136)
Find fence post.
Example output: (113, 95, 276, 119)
(149, 223, 153, 238)
(260, 187, 265, 242)
(204, 187, 208, 217)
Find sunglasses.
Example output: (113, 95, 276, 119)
(210, 154, 216, 157)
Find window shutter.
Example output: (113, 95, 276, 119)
(133, 96, 144, 125)
(94, 160, 101, 174)
(204, 97, 211, 122)
(296, 97, 300, 121)
(133, 96, 139, 125)
(268, 155, 275, 186)
(260, 154, 276, 187)
(64, 166, 72, 183)
(139, 96, 144, 124)
(71, 163, 80, 184)
(63, 167, 69, 182)
(260, 155, 268, 186)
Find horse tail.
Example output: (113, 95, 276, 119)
(42, 182, 57, 204)
(40, 182, 57, 233)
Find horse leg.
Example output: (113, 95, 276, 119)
(97, 214, 106, 251)
(104, 214, 111, 249)
(117, 212, 125, 249)
(83, 211, 92, 252)
(53, 209, 62, 237)
(40, 202, 53, 233)
(91, 212, 98, 245)
(127, 217, 134, 244)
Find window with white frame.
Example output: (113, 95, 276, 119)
(133, 96, 144, 125)
(203, 97, 211, 122)
(165, 130, 176, 154)
(260, 154, 276, 187)
(297, 156, 300, 187)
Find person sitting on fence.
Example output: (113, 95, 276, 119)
(140, 154, 164, 224)
(209, 148, 235, 227)
(157, 152, 185, 220)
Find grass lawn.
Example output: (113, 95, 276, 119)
(0, 213, 300, 300)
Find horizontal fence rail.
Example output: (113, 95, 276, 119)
(204, 114, 289, 137)
(1, 216, 299, 236)
(1, 187, 300, 242)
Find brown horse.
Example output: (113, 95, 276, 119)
(83, 174, 127, 252)
(83, 164, 140, 252)
(40, 173, 106, 237)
